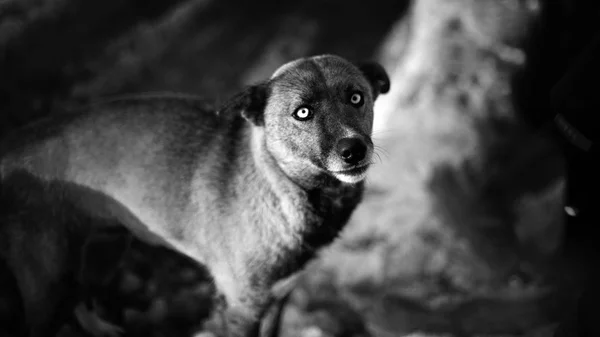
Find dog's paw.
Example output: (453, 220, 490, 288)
(74, 302, 124, 337)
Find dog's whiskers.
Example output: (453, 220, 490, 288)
(371, 128, 403, 137)
(373, 154, 382, 164)
(374, 145, 390, 157)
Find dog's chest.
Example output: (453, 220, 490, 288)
(259, 182, 365, 284)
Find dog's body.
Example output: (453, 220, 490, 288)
(0, 55, 389, 336)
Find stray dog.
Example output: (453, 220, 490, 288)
(0, 54, 390, 336)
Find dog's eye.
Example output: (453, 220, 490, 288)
(349, 92, 364, 107)
(293, 106, 313, 121)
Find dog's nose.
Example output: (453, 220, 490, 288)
(337, 137, 367, 165)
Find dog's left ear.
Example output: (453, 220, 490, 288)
(219, 83, 269, 126)
(357, 62, 391, 99)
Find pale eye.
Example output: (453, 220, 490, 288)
(293, 106, 313, 121)
(350, 92, 363, 106)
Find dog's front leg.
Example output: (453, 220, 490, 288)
(200, 267, 272, 337)
(203, 299, 262, 337)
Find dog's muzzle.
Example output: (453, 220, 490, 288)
(329, 137, 372, 183)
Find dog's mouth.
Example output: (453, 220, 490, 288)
(330, 164, 370, 183)
(333, 165, 370, 176)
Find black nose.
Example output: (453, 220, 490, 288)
(336, 137, 367, 165)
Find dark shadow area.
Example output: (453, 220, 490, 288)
(511, 0, 600, 272)
(510, 3, 600, 336)
(428, 112, 565, 273)
(0, 170, 93, 337)
(512, 1, 600, 204)
(0, 0, 188, 135)
(0, 0, 410, 138)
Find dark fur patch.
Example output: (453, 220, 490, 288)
(252, 180, 365, 288)
(301, 180, 365, 259)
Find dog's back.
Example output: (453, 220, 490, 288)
(0, 95, 230, 244)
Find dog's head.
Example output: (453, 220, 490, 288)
(222, 55, 390, 184)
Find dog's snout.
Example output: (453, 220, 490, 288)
(337, 137, 367, 165)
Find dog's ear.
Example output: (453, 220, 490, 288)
(357, 62, 390, 99)
(220, 83, 269, 126)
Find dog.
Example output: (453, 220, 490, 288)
(0, 54, 390, 336)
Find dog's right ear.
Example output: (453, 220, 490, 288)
(219, 83, 269, 126)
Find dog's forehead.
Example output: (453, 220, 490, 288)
(311, 55, 363, 80)
(270, 56, 368, 93)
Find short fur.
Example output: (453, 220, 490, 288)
(0, 55, 390, 336)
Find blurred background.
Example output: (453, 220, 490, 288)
(1, 0, 599, 336)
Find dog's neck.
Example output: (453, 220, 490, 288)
(247, 125, 364, 281)
(249, 127, 308, 216)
